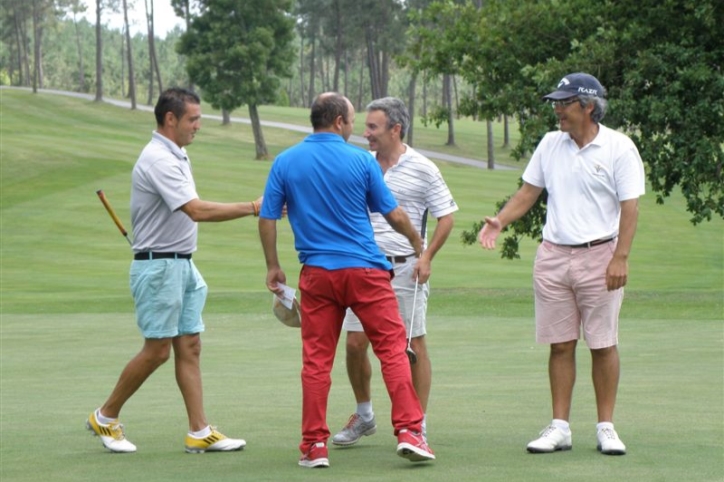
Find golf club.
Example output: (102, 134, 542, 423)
(96, 189, 133, 246)
(406, 276, 419, 364)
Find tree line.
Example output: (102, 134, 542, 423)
(0, 0, 461, 156)
(2, 0, 721, 254)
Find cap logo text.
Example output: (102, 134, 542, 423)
(577, 87, 598, 95)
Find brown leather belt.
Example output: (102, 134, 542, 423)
(385, 253, 416, 264)
(563, 238, 615, 249)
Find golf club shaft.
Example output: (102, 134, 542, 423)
(408, 276, 419, 347)
(96, 190, 132, 246)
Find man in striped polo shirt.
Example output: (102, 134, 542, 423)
(332, 97, 458, 447)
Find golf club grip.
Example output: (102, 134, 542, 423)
(96, 190, 128, 236)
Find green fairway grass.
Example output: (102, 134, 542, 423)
(1, 89, 722, 481)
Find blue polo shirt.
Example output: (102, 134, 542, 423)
(261, 133, 397, 270)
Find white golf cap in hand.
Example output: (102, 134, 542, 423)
(272, 295, 301, 328)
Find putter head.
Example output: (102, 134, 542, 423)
(406, 347, 417, 364)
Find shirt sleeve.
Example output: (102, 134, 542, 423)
(522, 135, 549, 189)
(366, 158, 398, 215)
(426, 168, 458, 218)
(260, 159, 286, 219)
(614, 143, 646, 201)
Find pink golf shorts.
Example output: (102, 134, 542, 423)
(533, 240, 624, 349)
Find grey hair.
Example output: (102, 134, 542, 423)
(578, 95, 608, 123)
(366, 97, 410, 141)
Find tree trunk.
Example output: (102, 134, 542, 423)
(318, 51, 326, 92)
(422, 78, 427, 118)
(222, 109, 230, 125)
(120, 30, 125, 97)
(332, 0, 342, 92)
(182, 1, 194, 90)
(343, 48, 349, 98)
(443, 74, 455, 146)
(248, 103, 268, 160)
(307, 31, 315, 106)
(287, 77, 293, 107)
(152, 44, 163, 96)
(503, 115, 510, 148)
(145, 0, 163, 104)
(407, 72, 418, 147)
(146, 0, 154, 104)
(72, 11, 85, 91)
(365, 26, 382, 99)
(94, 0, 103, 101)
(381, 49, 389, 97)
(11, 14, 21, 84)
(357, 57, 365, 111)
(12, 8, 28, 86)
(298, 34, 305, 106)
(21, 14, 31, 86)
(152, 7, 162, 95)
(487, 119, 495, 169)
(452, 74, 459, 114)
(122, 0, 137, 110)
(31, 0, 44, 93)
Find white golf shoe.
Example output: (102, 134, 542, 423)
(184, 427, 246, 453)
(597, 427, 626, 455)
(86, 410, 137, 453)
(526, 425, 572, 453)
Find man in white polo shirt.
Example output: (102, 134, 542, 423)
(86, 87, 261, 454)
(332, 97, 457, 447)
(479, 73, 645, 456)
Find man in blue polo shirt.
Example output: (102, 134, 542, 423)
(259, 92, 436, 468)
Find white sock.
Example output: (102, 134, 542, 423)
(552, 419, 571, 433)
(189, 425, 212, 438)
(95, 409, 116, 425)
(596, 421, 614, 432)
(421, 414, 427, 433)
(356, 402, 374, 422)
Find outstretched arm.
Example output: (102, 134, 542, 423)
(479, 183, 543, 249)
(180, 196, 263, 222)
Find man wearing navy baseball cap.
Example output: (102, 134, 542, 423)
(479, 72, 645, 456)
(542, 72, 606, 100)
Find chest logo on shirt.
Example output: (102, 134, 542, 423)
(592, 163, 607, 178)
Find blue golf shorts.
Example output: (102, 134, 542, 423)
(129, 258, 207, 339)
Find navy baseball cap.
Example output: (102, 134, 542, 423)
(542, 73, 606, 100)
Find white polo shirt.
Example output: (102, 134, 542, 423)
(371, 145, 458, 256)
(522, 124, 645, 245)
(130, 131, 199, 254)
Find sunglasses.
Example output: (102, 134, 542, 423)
(550, 98, 580, 109)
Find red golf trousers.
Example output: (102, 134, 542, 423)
(297, 265, 424, 453)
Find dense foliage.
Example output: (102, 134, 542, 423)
(0, 0, 189, 101)
(1, 0, 720, 251)
(176, 0, 295, 158)
(0, 0, 457, 112)
(177, 0, 294, 112)
(430, 0, 724, 257)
